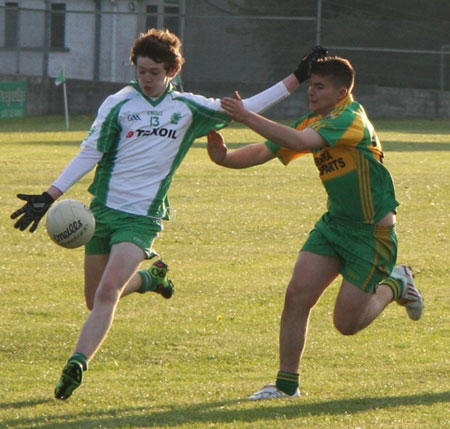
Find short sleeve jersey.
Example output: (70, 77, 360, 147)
(265, 95, 399, 224)
(82, 82, 231, 218)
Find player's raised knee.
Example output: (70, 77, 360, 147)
(333, 316, 360, 336)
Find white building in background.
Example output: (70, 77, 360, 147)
(0, 0, 185, 82)
(0, 0, 322, 91)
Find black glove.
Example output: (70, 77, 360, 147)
(10, 192, 55, 232)
(293, 45, 329, 83)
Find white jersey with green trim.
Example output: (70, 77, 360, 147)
(83, 82, 231, 218)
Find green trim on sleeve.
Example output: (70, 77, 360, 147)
(173, 95, 231, 135)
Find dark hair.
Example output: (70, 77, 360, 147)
(310, 57, 355, 91)
(130, 28, 185, 74)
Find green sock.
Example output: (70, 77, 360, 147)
(69, 352, 88, 371)
(382, 277, 403, 300)
(276, 370, 299, 396)
(137, 269, 157, 293)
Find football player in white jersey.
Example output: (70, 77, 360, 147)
(10, 28, 327, 400)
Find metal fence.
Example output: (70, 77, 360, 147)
(1, 1, 450, 92)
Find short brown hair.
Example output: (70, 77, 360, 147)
(311, 57, 355, 92)
(130, 28, 185, 74)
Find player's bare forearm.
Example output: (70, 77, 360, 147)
(207, 130, 274, 169)
(241, 111, 308, 152)
(207, 130, 228, 165)
(282, 74, 301, 93)
(221, 143, 275, 168)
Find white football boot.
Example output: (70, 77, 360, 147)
(390, 265, 424, 321)
(247, 384, 300, 401)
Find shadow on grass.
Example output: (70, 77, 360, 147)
(2, 391, 449, 428)
(0, 398, 53, 409)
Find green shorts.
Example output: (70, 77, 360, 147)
(301, 212, 397, 293)
(85, 201, 162, 259)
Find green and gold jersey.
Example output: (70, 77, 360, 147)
(265, 95, 399, 224)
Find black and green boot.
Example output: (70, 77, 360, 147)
(54, 357, 85, 400)
(138, 260, 174, 299)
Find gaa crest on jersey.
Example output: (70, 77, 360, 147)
(127, 114, 141, 122)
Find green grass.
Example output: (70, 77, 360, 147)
(0, 116, 449, 428)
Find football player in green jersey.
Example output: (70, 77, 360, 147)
(208, 55, 424, 400)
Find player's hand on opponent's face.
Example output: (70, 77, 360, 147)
(10, 192, 54, 232)
(221, 91, 248, 122)
(207, 130, 228, 165)
(294, 45, 328, 84)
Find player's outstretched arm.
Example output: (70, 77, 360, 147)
(11, 143, 101, 233)
(207, 129, 275, 169)
(221, 97, 325, 153)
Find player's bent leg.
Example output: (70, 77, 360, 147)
(333, 279, 392, 335)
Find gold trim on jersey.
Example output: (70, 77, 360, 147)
(356, 151, 375, 223)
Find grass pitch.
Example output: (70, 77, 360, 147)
(0, 116, 449, 428)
